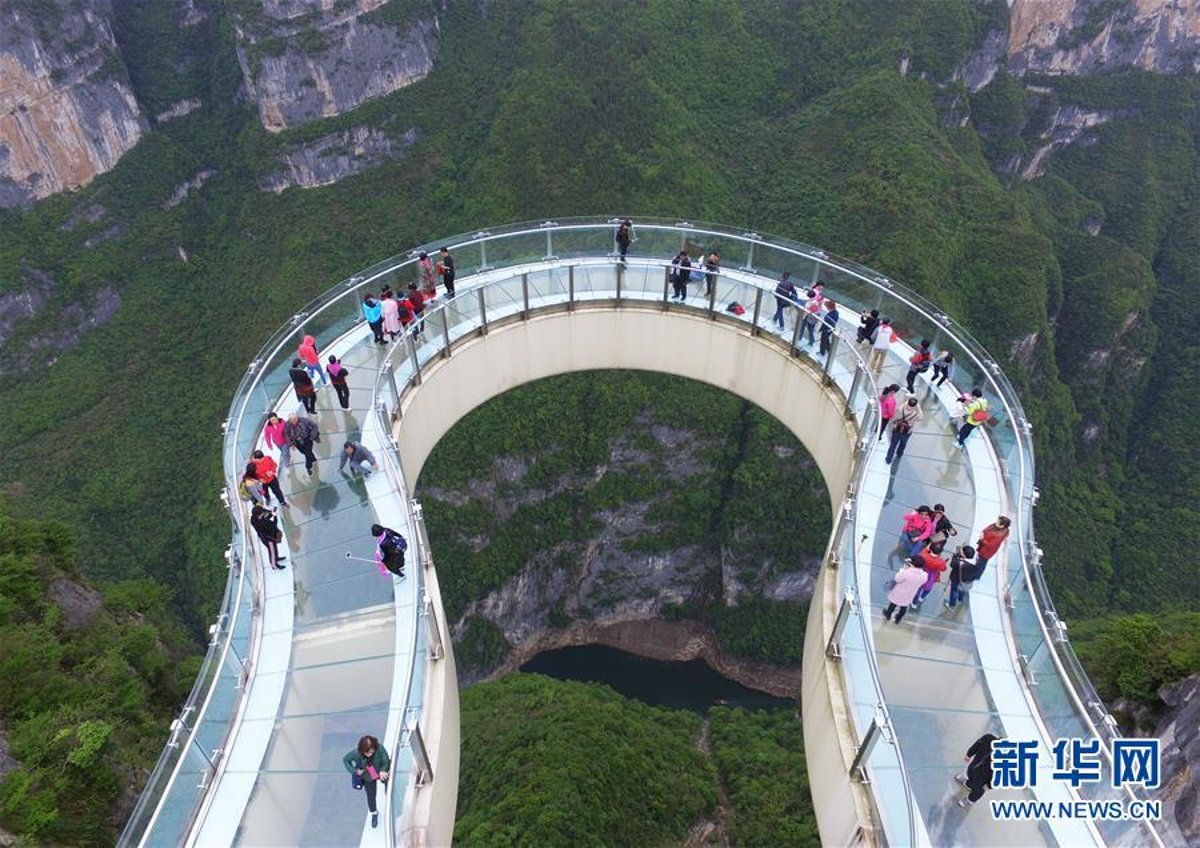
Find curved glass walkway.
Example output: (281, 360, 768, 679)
(120, 219, 1182, 847)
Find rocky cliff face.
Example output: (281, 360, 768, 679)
(1154, 674, 1200, 845)
(1008, 0, 1200, 75)
(231, 0, 439, 132)
(0, 0, 146, 208)
(259, 125, 417, 192)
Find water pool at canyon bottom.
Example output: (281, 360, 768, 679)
(519, 645, 795, 714)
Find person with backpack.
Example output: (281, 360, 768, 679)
(946, 544, 980, 608)
(250, 503, 286, 570)
(956, 734, 999, 808)
(362, 293, 385, 345)
(799, 282, 825, 345)
(772, 271, 798, 330)
(342, 734, 391, 829)
(340, 441, 377, 478)
(957, 388, 990, 446)
(288, 358, 318, 414)
(974, 516, 1011, 571)
(327, 355, 351, 410)
(885, 396, 923, 466)
(883, 556, 928, 624)
(239, 468, 266, 506)
(371, 523, 407, 579)
(284, 412, 320, 475)
(670, 250, 691, 300)
(878, 384, 901, 441)
(905, 339, 933, 394)
(819, 299, 840, 356)
(869, 318, 893, 373)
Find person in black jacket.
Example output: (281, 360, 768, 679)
(956, 733, 999, 807)
(670, 251, 691, 300)
(370, 523, 407, 579)
(250, 504, 286, 570)
(327, 355, 351, 410)
(289, 358, 317, 414)
(437, 246, 456, 298)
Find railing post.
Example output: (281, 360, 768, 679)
(387, 364, 401, 415)
(750, 289, 763, 334)
(440, 307, 451, 358)
(662, 267, 670, 309)
(479, 240, 488, 272)
(568, 265, 576, 312)
(405, 721, 434, 787)
(826, 586, 856, 660)
(1018, 652, 1038, 687)
(411, 500, 433, 570)
(545, 228, 554, 260)
(846, 364, 864, 418)
(822, 332, 838, 385)
(790, 311, 803, 356)
(477, 288, 487, 334)
(616, 261, 623, 301)
(744, 240, 755, 272)
(407, 334, 422, 385)
(422, 593, 445, 661)
(707, 272, 717, 317)
(849, 708, 886, 783)
(522, 272, 530, 319)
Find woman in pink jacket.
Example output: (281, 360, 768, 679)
(878, 384, 901, 441)
(899, 505, 933, 557)
(263, 412, 290, 468)
(884, 556, 928, 623)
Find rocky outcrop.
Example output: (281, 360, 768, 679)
(1019, 104, 1129, 180)
(0, 0, 147, 208)
(164, 168, 215, 208)
(259, 125, 417, 192)
(1154, 674, 1200, 845)
(154, 98, 201, 125)
(232, 0, 439, 132)
(0, 266, 122, 373)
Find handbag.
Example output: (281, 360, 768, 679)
(351, 771, 364, 790)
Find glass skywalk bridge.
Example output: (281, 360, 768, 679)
(119, 219, 1181, 847)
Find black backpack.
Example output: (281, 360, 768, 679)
(959, 556, 984, 582)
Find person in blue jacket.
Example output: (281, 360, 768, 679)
(362, 293, 385, 344)
(343, 734, 391, 829)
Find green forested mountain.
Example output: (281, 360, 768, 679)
(4, 0, 1200, 842)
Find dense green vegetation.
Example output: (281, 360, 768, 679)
(417, 371, 827, 670)
(4, 0, 1200, 840)
(457, 674, 815, 847)
(0, 506, 198, 846)
(456, 673, 717, 846)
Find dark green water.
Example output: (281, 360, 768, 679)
(520, 645, 795, 714)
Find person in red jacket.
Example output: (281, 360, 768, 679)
(975, 516, 1011, 571)
(251, 450, 287, 507)
(406, 283, 426, 338)
(910, 542, 949, 607)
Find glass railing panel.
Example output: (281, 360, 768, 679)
(620, 260, 665, 303)
(480, 274, 528, 320)
(142, 742, 211, 846)
(622, 224, 686, 264)
(713, 275, 756, 327)
(743, 243, 819, 287)
(191, 650, 244, 762)
(545, 224, 610, 261)
(818, 265, 885, 318)
(572, 262, 618, 302)
(865, 739, 913, 846)
(839, 614, 878, 736)
(476, 231, 547, 269)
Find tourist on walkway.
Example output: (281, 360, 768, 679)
(883, 557, 927, 624)
(799, 282, 825, 345)
(956, 734, 999, 808)
(946, 544, 978, 609)
(380, 290, 401, 341)
(288, 358, 318, 414)
(284, 412, 320, 475)
(327, 355, 351, 410)
(362, 293, 385, 345)
(371, 523, 407, 579)
(297, 335, 327, 386)
(869, 319, 893, 373)
(418, 252, 437, 299)
(910, 541, 948, 607)
(671, 250, 691, 300)
(974, 516, 1011, 571)
(857, 308, 881, 344)
(905, 339, 933, 394)
(704, 251, 720, 298)
(878, 384, 901, 441)
(885, 397, 923, 465)
(931, 350, 955, 388)
(406, 283, 426, 338)
(956, 388, 990, 446)
(343, 734, 391, 829)
(437, 246, 456, 298)
(263, 412, 290, 469)
(250, 503, 286, 570)
(773, 272, 797, 330)
(899, 506, 934, 557)
(929, 503, 958, 547)
(251, 449, 287, 507)
(239, 469, 266, 506)
(616, 218, 633, 263)
(340, 441, 377, 477)
(819, 299, 840, 356)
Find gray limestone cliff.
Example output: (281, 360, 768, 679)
(1154, 674, 1200, 845)
(259, 125, 417, 192)
(231, 0, 439, 132)
(0, 0, 147, 208)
